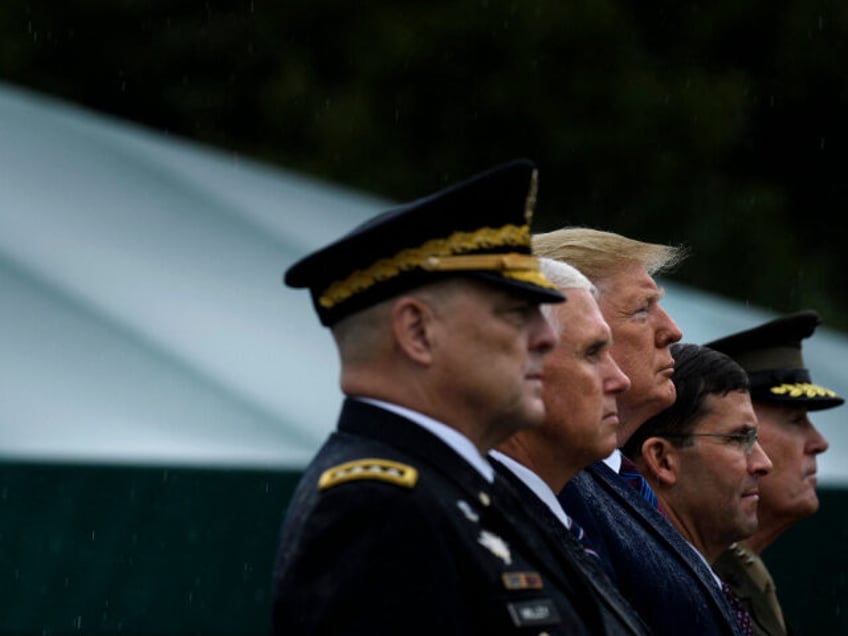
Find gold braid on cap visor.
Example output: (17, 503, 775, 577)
(318, 223, 557, 309)
(769, 383, 838, 399)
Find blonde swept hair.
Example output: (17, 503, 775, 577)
(532, 227, 687, 281)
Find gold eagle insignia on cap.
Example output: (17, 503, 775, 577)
(769, 382, 838, 399)
(318, 458, 418, 490)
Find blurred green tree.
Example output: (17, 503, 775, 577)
(2, 0, 847, 329)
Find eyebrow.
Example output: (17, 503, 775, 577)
(586, 338, 609, 355)
(731, 424, 757, 435)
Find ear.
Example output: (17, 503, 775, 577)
(390, 295, 436, 366)
(639, 437, 679, 487)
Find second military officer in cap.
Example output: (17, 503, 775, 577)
(707, 310, 844, 636)
(271, 160, 629, 634)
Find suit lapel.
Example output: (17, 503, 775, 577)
(588, 461, 742, 633)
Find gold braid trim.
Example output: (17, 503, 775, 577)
(318, 458, 418, 490)
(769, 383, 838, 399)
(319, 223, 532, 308)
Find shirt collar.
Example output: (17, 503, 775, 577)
(603, 448, 622, 473)
(489, 450, 574, 530)
(354, 397, 494, 482)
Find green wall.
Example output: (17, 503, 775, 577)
(0, 462, 300, 636)
(765, 488, 848, 633)
(0, 461, 844, 634)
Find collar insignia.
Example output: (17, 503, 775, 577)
(478, 530, 512, 565)
(457, 499, 479, 522)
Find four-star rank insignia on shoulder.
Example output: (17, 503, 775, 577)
(318, 458, 418, 491)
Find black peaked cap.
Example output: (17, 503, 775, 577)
(285, 159, 565, 326)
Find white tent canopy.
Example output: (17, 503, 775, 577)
(2, 83, 846, 483)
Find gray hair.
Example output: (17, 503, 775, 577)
(539, 257, 597, 333)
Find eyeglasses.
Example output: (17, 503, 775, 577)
(662, 428, 759, 455)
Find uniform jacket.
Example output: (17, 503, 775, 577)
(713, 543, 790, 636)
(491, 459, 653, 635)
(558, 460, 742, 636)
(272, 398, 611, 635)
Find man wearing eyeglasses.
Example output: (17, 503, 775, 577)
(622, 342, 774, 636)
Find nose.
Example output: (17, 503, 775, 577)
(806, 421, 830, 455)
(656, 306, 683, 347)
(531, 307, 558, 354)
(604, 353, 631, 395)
(749, 440, 773, 476)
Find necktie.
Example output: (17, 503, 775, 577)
(722, 581, 754, 636)
(618, 455, 660, 511)
(564, 515, 599, 559)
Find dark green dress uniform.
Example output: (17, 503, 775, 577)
(272, 399, 610, 634)
(713, 543, 788, 636)
(706, 310, 844, 636)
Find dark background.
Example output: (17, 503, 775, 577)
(2, 0, 847, 330)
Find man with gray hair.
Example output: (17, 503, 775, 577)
(273, 163, 619, 635)
(491, 257, 649, 634)
(536, 228, 744, 635)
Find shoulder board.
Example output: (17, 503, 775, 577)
(318, 458, 418, 491)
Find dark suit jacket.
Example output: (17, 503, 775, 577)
(272, 399, 609, 635)
(491, 459, 653, 636)
(559, 460, 742, 636)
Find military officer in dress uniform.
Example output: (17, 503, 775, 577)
(272, 160, 617, 634)
(707, 311, 844, 636)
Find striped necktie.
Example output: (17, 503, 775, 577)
(722, 581, 754, 636)
(564, 515, 599, 559)
(618, 455, 660, 511)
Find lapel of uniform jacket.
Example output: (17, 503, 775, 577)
(336, 400, 599, 597)
(492, 460, 650, 636)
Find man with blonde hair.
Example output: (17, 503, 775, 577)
(536, 228, 744, 635)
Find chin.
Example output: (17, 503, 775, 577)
(522, 406, 547, 429)
(658, 383, 677, 409)
(799, 497, 820, 518)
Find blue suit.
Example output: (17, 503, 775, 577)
(559, 460, 742, 636)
